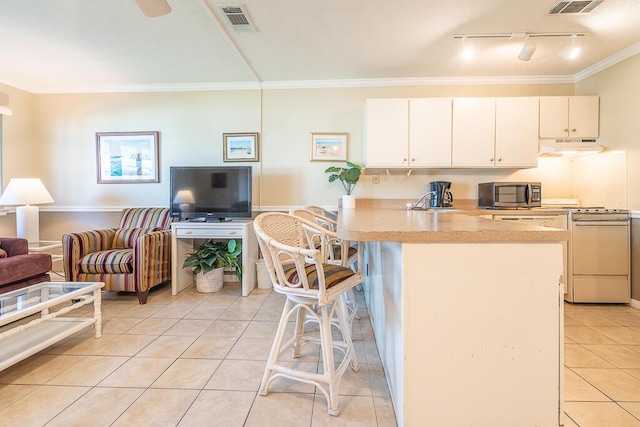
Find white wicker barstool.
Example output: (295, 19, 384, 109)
(290, 208, 360, 329)
(305, 205, 338, 222)
(253, 212, 361, 416)
(303, 206, 362, 276)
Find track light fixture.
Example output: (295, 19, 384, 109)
(568, 34, 581, 59)
(454, 32, 585, 62)
(461, 36, 474, 60)
(518, 38, 537, 61)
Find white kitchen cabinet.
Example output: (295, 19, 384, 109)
(365, 98, 409, 167)
(452, 98, 496, 167)
(495, 97, 539, 167)
(409, 98, 452, 167)
(365, 98, 452, 168)
(539, 96, 599, 138)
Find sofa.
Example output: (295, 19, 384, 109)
(0, 237, 52, 294)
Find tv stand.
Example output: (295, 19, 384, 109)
(171, 220, 258, 296)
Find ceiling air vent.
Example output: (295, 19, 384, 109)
(549, 0, 603, 14)
(218, 5, 256, 32)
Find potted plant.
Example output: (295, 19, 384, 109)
(182, 239, 243, 293)
(325, 161, 363, 208)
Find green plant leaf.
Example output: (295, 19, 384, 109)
(325, 161, 362, 195)
(182, 239, 243, 279)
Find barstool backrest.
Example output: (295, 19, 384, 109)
(254, 212, 330, 299)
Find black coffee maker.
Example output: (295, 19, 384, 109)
(429, 181, 453, 208)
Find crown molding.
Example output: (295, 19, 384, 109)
(573, 42, 640, 82)
(31, 81, 262, 94)
(260, 75, 575, 89)
(23, 74, 576, 94)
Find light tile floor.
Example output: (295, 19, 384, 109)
(564, 302, 640, 426)
(3, 282, 640, 426)
(0, 282, 397, 426)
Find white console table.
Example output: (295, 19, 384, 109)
(171, 220, 259, 296)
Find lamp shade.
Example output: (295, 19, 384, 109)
(0, 178, 54, 206)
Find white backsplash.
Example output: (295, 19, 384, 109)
(357, 157, 576, 201)
(574, 151, 627, 208)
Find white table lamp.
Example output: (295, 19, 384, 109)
(0, 178, 54, 243)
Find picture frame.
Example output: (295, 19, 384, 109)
(223, 132, 259, 162)
(310, 132, 348, 162)
(96, 131, 159, 184)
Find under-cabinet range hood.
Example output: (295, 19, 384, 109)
(538, 139, 604, 157)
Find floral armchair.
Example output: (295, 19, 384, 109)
(62, 208, 173, 304)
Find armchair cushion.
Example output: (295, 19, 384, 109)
(78, 249, 134, 274)
(112, 227, 159, 249)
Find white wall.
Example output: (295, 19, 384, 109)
(576, 54, 640, 210)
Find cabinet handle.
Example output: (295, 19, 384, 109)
(403, 158, 407, 163)
(185, 231, 192, 235)
(563, 128, 569, 132)
(490, 158, 494, 162)
(571, 129, 577, 132)
(498, 158, 502, 162)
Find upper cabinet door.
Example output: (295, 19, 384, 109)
(539, 96, 599, 138)
(409, 98, 452, 167)
(539, 96, 568, 138)
(569, 96, 599, 138)
(365, 98, 409, 168)
(452, 98, 496, 167)
(495, 97, 539, 168)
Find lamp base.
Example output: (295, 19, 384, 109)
(16, 205, 40, 243)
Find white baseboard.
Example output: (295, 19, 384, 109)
(630, 298, 640, 310)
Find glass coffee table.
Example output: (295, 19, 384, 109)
(0, 281, 104, 371)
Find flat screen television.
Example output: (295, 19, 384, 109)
(170, 166, 252, 221)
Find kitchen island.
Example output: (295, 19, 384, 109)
(337, 205, 569, 427)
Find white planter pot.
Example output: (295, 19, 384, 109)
(196, 268, 224, 293)
(342, 195, 356, 209)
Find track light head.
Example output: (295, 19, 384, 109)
(518, 40, 537, 61)
(461, 36, 474, 60)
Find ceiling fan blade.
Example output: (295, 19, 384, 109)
(135, 0, 171, 17)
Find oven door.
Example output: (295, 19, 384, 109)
(571, 220, 630, 303)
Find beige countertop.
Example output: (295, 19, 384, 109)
(336, 200, 570, 243)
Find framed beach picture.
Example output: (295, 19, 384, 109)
(223, 133, 259, 162)
(96, 131, 159, 183)
(310, 132, 348, 162)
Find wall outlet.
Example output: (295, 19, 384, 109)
(372, 174, 380, 184)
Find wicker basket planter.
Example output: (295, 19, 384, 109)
(182, 239, 243, 293)
(195, 268, 224, 293)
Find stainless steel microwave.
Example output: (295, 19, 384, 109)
(478, 182, 542, 209)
